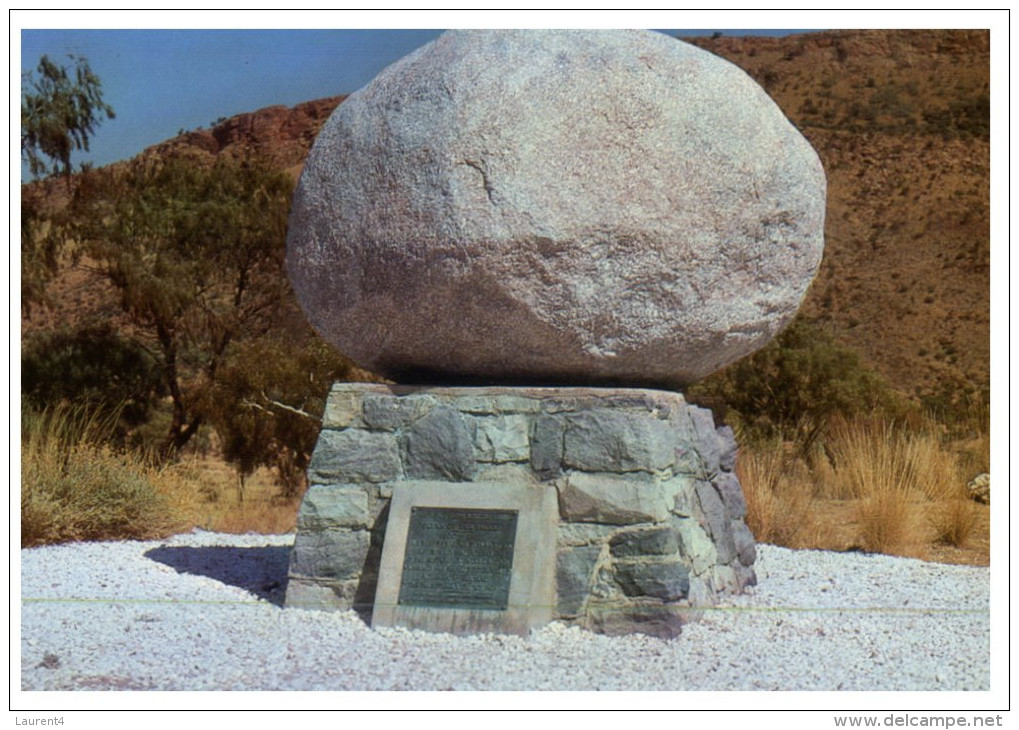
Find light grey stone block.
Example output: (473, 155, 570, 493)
(308, 429, 401, 484)
(284, 577, 360, 611)
(321, 386, 363, 429)
(474, 463, 540, 487)
(711, 564, 740, 595)
(670, 476, 699, 517)
(674, 516, 717, 575)
(558, 472, 671, 524)
(556, 545, 602, 616)
(686, 575, 716, 607)
(557, 523, 618, 547)
(470, 414, 530, 463)
(296, 485, 370, 530)
(563, 409, 675, 473)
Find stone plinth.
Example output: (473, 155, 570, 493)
(285, 383, 757, 638)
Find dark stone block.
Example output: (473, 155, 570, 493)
(587, 601, 686, 639)
(713, 471, 747, 520)
(717, 425, 738, 471)
(694, 480, 737, 565)
(556, 545, 602, 616)
(362, 394, 432, 430)
(609, 526, 680, 558)
(613, 559, 689, 601)
(530, 414, 565, 480)
(688, 407, 721, 477)
(734, 563, 757, 591)
(732, 520, 757, 567)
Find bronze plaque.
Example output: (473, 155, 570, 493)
(398, 507, 518, 610)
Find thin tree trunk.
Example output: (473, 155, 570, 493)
(157, 320, 201, 458)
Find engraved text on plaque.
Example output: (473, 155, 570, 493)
(398, 507, 518, 610)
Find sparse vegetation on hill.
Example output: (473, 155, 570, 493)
(684, 29, 990, 412)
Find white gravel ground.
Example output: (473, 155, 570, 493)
(19, 530, 989, 691)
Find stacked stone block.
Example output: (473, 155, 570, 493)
(285, 383, 756, 638)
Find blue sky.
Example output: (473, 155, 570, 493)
(18, 27, 815, 178)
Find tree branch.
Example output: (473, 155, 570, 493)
(243, 392, 320, 422)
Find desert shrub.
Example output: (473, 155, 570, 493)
(21, 405, 185, 547)
(689, 317, 899, 458)
(22, 324, 164, 431)
(64, 154, 295, 456)
(923, 94, 989, 139)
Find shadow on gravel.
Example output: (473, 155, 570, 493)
(144, 546, 291, 606)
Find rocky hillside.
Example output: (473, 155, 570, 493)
(683, 29, 990, 407)
(22, 30, 990, 407)
(150, 95, 346, 177)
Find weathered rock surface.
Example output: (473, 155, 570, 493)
(967, 473, 990, 504)
(287, 29, 826, 387)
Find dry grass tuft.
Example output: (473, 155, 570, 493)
(928, 498, 981, 547)
(21, 405, 301, 547)
(854, 488, 917, 555)
(823, 418, 949, 554)
(735, 409, 988, 562)
(21, 406, 187, 547)
(737, 441, 815, 547)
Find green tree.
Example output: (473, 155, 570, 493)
(209, 334, 354, 500)
(66, 153, 295, 457)
(690, 317, 898, 458)
(20, 191, 60, 312)
(21, 54, 115, 183)
(21, 54, 114, 311)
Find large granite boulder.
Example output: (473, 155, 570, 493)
(287, 29, 826, 388)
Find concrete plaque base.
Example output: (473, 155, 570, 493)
(371, 481, 557, 635)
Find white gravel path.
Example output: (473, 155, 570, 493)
(19, 530, 990, 691)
